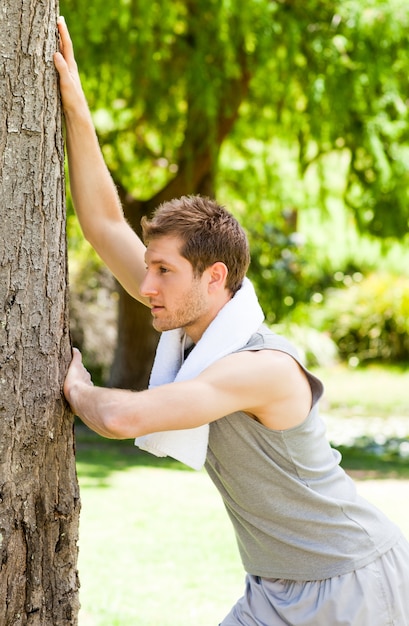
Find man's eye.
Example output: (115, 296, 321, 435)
(159, 266, 169, 274)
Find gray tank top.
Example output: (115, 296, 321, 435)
(205, 325, 400, 581)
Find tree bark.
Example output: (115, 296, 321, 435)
(0, 1, 80, 624)
(109, 285, 159, 390)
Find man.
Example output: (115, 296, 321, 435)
(55, 17, 409, 625)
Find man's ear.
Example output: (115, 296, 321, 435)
(206, 262, 228, 293)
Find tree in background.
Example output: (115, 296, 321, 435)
(0, 1, 80, 623)
(62, 0, 409, 386)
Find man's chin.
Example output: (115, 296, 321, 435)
(152, 319, 173, 333)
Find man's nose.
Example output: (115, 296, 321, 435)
(139, 273, 159, 297)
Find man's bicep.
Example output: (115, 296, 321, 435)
(131, 353, 271, 437)
(134, 376, 244, 435)
(92, 221, 150, 305)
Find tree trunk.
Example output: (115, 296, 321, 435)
(0, 1, 80, 624)
(109, 287, 159, 390)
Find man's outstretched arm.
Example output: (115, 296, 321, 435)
(54, 17, 148, 304)
(64, 347, 313, 438)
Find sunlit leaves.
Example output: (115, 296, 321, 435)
(60, 0, 409, 236)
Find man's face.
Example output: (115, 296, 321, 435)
(140, 235, 211, 341)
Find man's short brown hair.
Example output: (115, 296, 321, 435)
(141, 195, 250, 295)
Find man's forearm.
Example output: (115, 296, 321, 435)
(54, 17, 126, 249)
(54, 17, 147, 302)
(67, 381, 132, 440)
(65, 109, 125, 247)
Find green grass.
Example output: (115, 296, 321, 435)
(76, 435, 243, 626)
(312, 363, 409, 478)
(313, 363, 409, 418)
(76, 364, 409, 625)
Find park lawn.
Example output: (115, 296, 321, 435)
(76, 440, 243, 626)
(312, 363, 409, 418)
(76, 364, 409, 625)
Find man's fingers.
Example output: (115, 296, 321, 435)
(56, 16, 76, 69)
(72, 347, 82, 361)
(53, 50, 75, 92)
(53, 50, 66, 72)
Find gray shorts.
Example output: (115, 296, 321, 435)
(220, 534, 409, 626)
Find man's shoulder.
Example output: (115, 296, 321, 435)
(239, 324, 300, 360)
(203, 344, 299, 385)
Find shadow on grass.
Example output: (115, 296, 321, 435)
(75, 423, 191, 488)
(337, 443, 409, 480)
(75, 423, 409, 487)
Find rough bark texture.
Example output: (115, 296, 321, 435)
(0, 1, 80, 624)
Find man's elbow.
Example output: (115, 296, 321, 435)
(100, 407, 139, 440)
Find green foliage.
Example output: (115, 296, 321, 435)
(336, 443, 409, 476)
(61, 0, 276, 197)
(272, 322, 338, 369)
(61, 0, 409, 238)
(247, 220, 325, 323)
(60, 0, 409, 379)
(221, 0, 409, 240)
(311, 273, 409, 363)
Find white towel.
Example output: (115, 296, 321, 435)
(134, 278, 264, 469)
